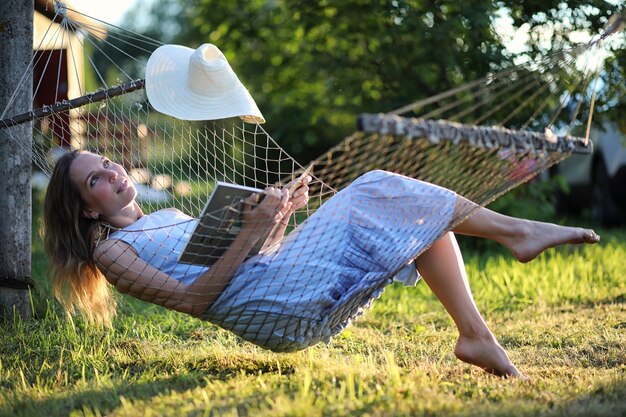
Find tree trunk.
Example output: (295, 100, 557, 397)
(0, 0, 33, 321)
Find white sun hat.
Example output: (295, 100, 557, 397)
(145, 43, 265, 124)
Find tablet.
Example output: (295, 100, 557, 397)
(178, 181, 264, 266)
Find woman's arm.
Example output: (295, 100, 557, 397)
(95, 186, 291, 317)
(95, 239, 208, 315)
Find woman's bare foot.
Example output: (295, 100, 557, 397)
(505, 221, 600, 263)
(454, 333, 529, 379)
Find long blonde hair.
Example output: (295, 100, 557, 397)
(42, 150, 116, 325)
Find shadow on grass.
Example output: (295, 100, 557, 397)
(4, 371, 625, 417)
(2, 373, 202, 417)
(2, 367, 276, 417)
(533, 378, 626, 417)
(441, 376, 626, 417)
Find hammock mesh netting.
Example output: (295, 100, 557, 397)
(1, 3, 622, 351)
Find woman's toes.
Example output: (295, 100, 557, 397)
(584, 229, 600, 243)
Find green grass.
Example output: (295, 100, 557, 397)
(2, 209, 625, 416)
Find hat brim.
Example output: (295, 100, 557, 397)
(146, 44, 265, 124)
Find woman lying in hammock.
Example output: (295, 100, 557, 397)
(42, 149, 600, 379)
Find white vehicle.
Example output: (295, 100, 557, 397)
(555, 121, 626, 226)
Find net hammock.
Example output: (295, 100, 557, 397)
(1, 3, 622, 351)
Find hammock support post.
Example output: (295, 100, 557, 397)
(0, 0, 33, 320)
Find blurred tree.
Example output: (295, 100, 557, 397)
(597, 46, 626, 133)
(169, 0, 510, 160)
(500, 1, 624, 129)
(120, 0, 623, 163)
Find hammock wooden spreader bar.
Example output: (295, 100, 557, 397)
(0, 79, 145, 129)
(358, 114, 593, 155)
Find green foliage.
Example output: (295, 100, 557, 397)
(119, 0, 622, 164)
(487, 177, 563, 221)
(503, 0, 620, 46)
(597, 46, 626, 131)
(173, 0, 510, 161)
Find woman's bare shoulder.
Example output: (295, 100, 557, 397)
(94, 239, 138, 267)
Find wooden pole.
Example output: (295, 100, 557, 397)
(0, 0, 34, 321)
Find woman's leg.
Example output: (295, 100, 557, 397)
(452, 196, 599, 262)
(414, 196, 598, 377)
(415, 232, 524, 377)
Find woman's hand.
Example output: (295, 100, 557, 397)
(283, 175, 311, 214)
(240, 177, 311, 251)
(241, 187, 291, 240)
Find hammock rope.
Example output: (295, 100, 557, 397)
(2, 4, 622, 351)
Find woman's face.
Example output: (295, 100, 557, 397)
(69, 152, 137, 219)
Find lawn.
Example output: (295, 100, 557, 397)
(1, 209, 624, 416)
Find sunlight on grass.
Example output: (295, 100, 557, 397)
(1, 214, 624, 416)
